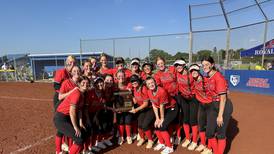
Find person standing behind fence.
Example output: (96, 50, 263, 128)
(54, 76, 90, 154)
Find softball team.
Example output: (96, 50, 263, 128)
(53, 55, 233, 154)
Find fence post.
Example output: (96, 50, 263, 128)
(188, 5, 193, 64)
(225, 28, 231, 68)
(80, 39, 83, 66)
(148, 37, 151, 62)
(13, 57, 17, 82)
(189, 32, 193, 64)
(113, 39, 116, 67)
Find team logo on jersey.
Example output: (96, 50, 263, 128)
(230, 75, 240, 86)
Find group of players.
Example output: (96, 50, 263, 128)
(53, 54, 233, 154)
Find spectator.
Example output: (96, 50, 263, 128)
(1, 63, 8, 70)
(266, 62, 274, 70)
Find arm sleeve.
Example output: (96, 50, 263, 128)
(54, 70, 63, 83)
(215, 74, 227, 95)
(69, 91, 81, 106)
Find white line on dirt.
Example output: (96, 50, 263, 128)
(0, 96, 51, 102)
(10, 135, 54, 154)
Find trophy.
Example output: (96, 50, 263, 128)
(113, 90, 133, 112)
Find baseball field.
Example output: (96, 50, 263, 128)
(0, 82, 273, 154)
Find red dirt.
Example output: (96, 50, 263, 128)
(0, 82, 273, 154)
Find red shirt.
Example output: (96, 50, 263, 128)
(54, 68, 70, 92)
(154, 66, 177, 96)
(132, 86, 150, 107)
(59, 79, 77, 94)
(98, 67, 111, 75)
(207, 71, 228, 102)
(110, 68, 132, 82)
(140, 72, 153, 81)
(177, 73, 194, 99)
(57, 89, 84, 115)
(193, 78, 212, 104)
(147, 87, 176, 109)
(87, 89, 106, 113)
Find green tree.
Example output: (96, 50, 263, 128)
(149, 49, 172, 62)
(173, 52, 189, 61)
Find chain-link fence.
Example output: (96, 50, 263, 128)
(189, 0, 274, 70)
(81, 0, 274, 70)
(0, 54, 32, 82)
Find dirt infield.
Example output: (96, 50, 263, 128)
(0, 82, 273, 154)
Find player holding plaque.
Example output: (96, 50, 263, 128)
(114, 69, 134, 145)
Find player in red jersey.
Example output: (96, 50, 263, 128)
(173, 59, 199, 150)
(109, 57, 132, 82)
(82, 60, 92, 80)
(113, 69, 133, 145)
(130, 58, 142, 76)
(58, 66, 81, 102)
(154, 56, 179, 144)
(154, 56, 177, 97)
(199, 56, 233, 154)
(129, 75, 155, 149)
(98, 54, 111, 75)
(189, 64, 210, 153)
(140, 61, 154, 80)
(145, 77, 178, 154)
(85, 77, 113, 153)
(55, 65, 80, 153)
(54, 76, 90, 154)
(53, 55, 76, 110)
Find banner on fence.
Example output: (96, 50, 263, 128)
(224, 70, 274, 96)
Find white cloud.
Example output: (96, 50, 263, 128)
(249, 38, 257, 42)
(133, 25, 145, 32)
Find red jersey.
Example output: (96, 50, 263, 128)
(140, 72, 153, 81)
(54, 68, 70, 92)
(59, 79, 77, 94)
(132, 86, 150, 107)
(57, 89, 84, 115)
(207, 71, 228, 102)
(147, 87, 176, 109)
(98, 67, 111, 75)
(177, 73, 194, 99)
(87, 89, 106, 113)
(154, 66, 177, 96)
(193, 78, 212, 104)
(110, 68, 132, 82)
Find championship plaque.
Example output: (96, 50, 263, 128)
(113, 90, 133, 112)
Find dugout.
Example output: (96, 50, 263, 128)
(28, 52, 113, 80)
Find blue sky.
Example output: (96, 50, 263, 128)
(0, 0, 273, 58)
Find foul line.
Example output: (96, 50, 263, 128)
(0, 96, 51, 102)
(10, 135, 54, 154)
